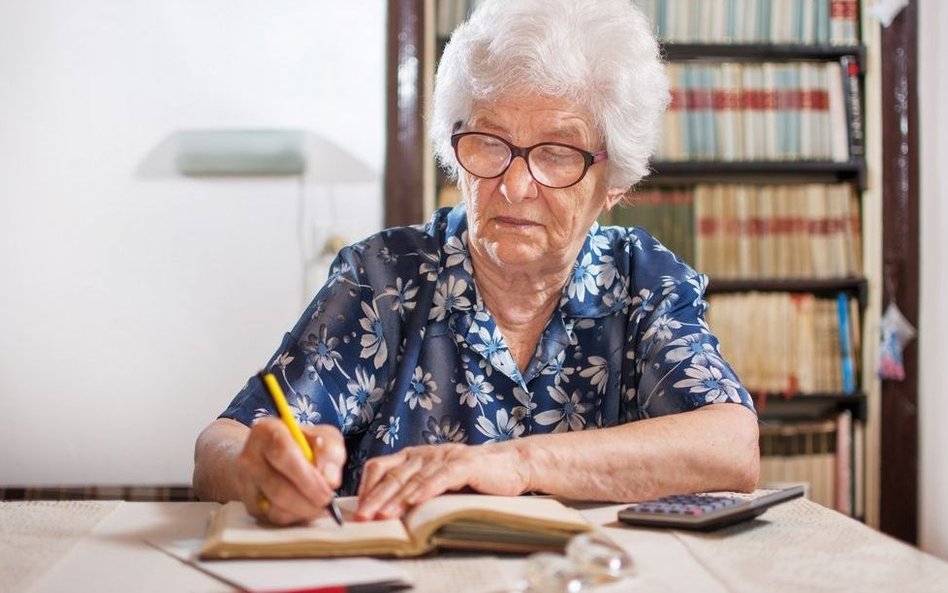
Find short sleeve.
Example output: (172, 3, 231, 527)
(219, 244, 392, 437)
(624, 240, 755, 420)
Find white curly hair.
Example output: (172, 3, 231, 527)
(429, 0, 669, 194)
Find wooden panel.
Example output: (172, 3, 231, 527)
(385, 0, 426, 227)
(879, 0, 920, 545)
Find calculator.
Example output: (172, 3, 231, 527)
(616, 485, 805, 531)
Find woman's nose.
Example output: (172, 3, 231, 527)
(499, 156, 539, 204)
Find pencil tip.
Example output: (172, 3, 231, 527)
(329, 499, 344, 526)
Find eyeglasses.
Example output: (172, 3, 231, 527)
(498, 532, 636, 593)
(451, 131, 608, 189)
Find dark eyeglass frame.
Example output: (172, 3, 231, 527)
(450, 131, 608, 189)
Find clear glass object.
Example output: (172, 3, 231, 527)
(498, 531, 635, 593)
(565, 532, 636, 584)
(523, 553, 585, 593)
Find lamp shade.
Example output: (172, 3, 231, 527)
(174, 129, 306, 176)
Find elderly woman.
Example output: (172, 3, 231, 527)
(193, 0, 759, 525)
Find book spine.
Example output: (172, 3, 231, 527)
(825, 61, 849, 162)
(759, 0, 772, 42)
(724, 0, 736, 41)
(836, 292, 857, 394)
(803, 64, 824, 159)
(816, 0, 830, 44)
(802, 0, 816, 43)
(701, 66, 717, 160)
(684, 66, 698, 159)
(694, 186, 710, 272)
(790, 66, 803, 159)
(734, 186, 752, 276)
(661, 63, 683, 160)
(853, 418, 865, 518)
(840, 55, 865, 159)
(846, 0, 860, 45)
(830, 0, 845, 44)
(745, 0, 759, 43)
(835, 410, 853, 515)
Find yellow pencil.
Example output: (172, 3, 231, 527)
(258, 370, 344, 526)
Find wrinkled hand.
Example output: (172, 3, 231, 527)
(355, 442, 530, 520)
(237, 418, 346, 525)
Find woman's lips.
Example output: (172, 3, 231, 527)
(493, 216, 538, 227)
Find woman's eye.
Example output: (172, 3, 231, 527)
(535, 146, 580, 164)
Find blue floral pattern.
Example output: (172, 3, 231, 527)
(220, 203, 754, 495)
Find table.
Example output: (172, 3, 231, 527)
(2, 498, 947, 593)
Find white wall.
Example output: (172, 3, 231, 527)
(918, 0, 948, 561)
(0, 0, 386, 485)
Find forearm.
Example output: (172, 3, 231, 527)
(510, 404, 760, 502)
(192, 418, 250, 502)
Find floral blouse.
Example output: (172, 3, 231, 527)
(220, 203, 754, 494)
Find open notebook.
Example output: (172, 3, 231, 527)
(200, 494, 592, 559)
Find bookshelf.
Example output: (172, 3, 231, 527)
(623, 0, 870, 519)
(391, 0, 883, 524)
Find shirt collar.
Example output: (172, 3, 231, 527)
(442, 203, 631, 321)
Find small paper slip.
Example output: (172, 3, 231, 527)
(149, 536, 412, 592)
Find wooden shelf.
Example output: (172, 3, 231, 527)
(706, 277, 868, 303)
(642, 160, 866, 190)
(661, 43, 865, 67)
(443, 41, 866, 66)
(752, 393, 867, 422)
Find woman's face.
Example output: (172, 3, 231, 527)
(459, 95, 625, 274)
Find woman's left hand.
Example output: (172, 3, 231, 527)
(354, 442, 531, 520)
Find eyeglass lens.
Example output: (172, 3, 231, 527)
(498, 532, 636, 593)
(454, 133, 590, 188)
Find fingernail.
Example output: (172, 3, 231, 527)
(353, 504, 372, 521)
(382, 503, 401, 518)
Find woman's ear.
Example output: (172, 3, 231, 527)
(603, 187, 627, 212)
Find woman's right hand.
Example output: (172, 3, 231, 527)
(236, 418, 346, 525)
